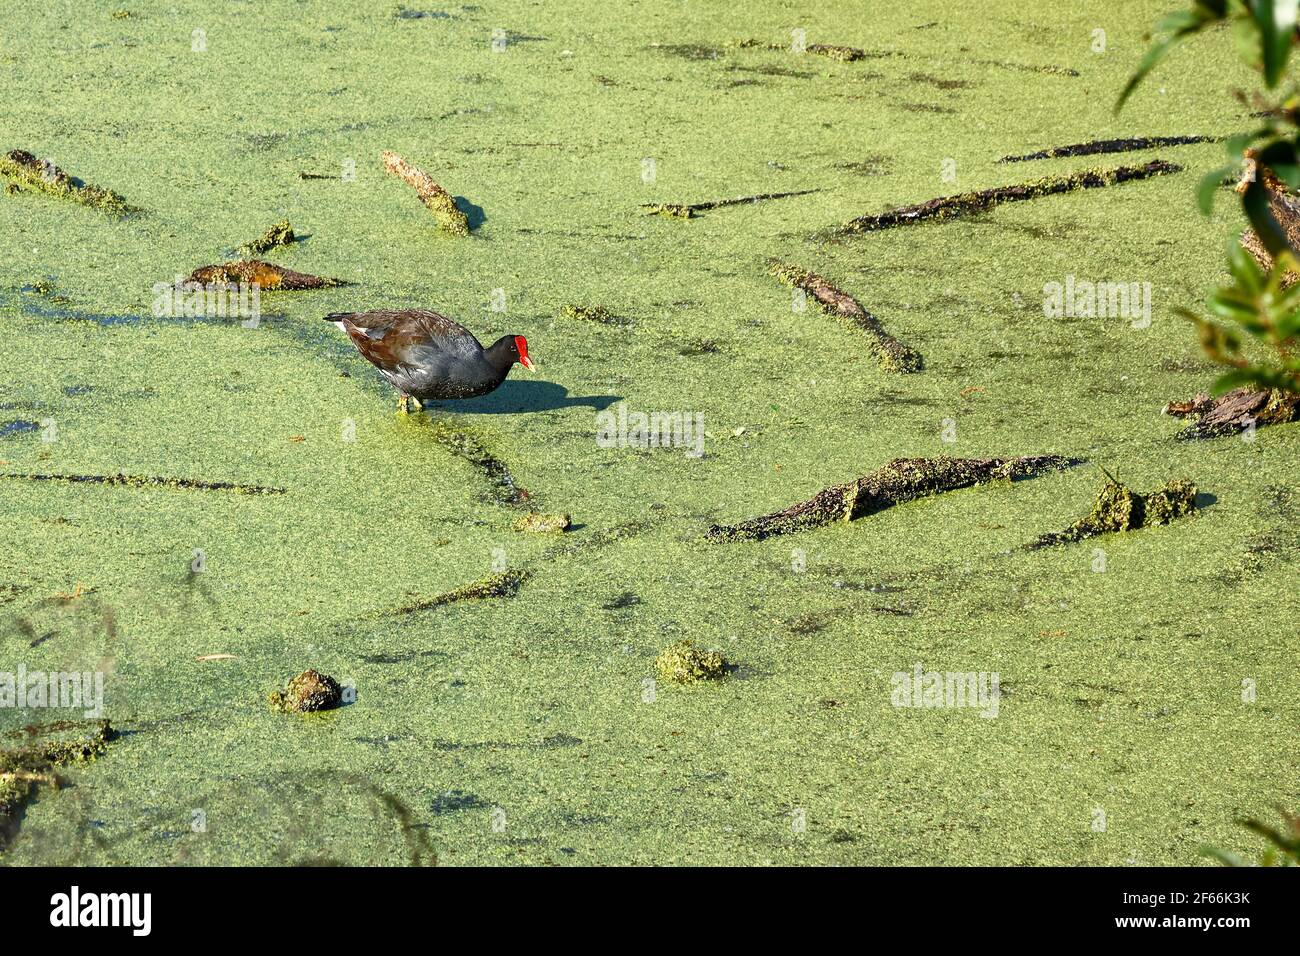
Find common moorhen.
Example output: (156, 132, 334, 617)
(325, 309, 534, 411)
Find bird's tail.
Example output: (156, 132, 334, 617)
(323, 312, 353, 323)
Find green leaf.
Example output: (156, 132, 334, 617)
(1116, 7, 1225, 111)
(1197, 161, 1242, 212)
(1254, 138, 1300, 188)
(1250, 0, 1299, 87)
(1241, 177, 1293, 256)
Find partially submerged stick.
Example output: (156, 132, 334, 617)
(390, 569, 530, 615)
(768, 261, 921, 373)
(1027, 476, 1196, 549)
(183, 260, 346, 290)
(1163, 387, 1300, 440)
(641, 188, 819, 219)
(998, 136, 1216, 164)
(835, 159, 1181, 234)
(706, 455, 1073, 542)
(0, 149, 138, 216)
(382, 150, 470, 236)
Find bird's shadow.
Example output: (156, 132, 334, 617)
(425, 379, 620, 414)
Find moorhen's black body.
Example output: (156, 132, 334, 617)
(325, 309, 534, 411)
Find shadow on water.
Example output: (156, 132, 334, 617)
(425, 379, 620, 414)
(454, 196, 487, 231)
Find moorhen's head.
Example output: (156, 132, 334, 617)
(487, 334, 536, 372)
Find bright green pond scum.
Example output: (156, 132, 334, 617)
(0, 1, 1295, 866)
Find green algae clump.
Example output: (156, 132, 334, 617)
(560, 304, 630, 326)
(654, 640, 728, 685)
(514, 512, 572, 533)
(0, 149, 137, 217)
(269, 669, 343, 713)
(1030, 476, 1197, 548)
(238, 219, 295, 257)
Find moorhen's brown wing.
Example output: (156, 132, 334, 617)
(328, 309, 505, 399)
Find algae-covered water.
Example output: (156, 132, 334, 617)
(0, 1, 1296, 865)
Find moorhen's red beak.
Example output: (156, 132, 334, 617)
(515, 335, 535, 371)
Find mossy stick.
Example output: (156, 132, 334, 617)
(707, 455, 1074, 542)
(768, 260, 921, 373)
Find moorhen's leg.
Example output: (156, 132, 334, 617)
(397, 392, 411, 414)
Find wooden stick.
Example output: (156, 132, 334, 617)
(382, 150, 470, 236)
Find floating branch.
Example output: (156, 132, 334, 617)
(0, 149, 138, 216)
(641, 188, 820, 219)
(237, 219, 295, 257)
(1027, 475, 1196, 549)
(707, 454, 1074, 542)
(1163, 387, 1300, 440)
(0, 471, 286, 495)
(183, 260, 346, 290)
(381, 149, 470, 236)
(835, 160, 1182, 234)
(998, 135, 1217, 163)
(768, 261, 922, 373)
(390, 569, 530, 615)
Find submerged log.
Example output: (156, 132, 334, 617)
(768, 261, 921, 373)
(836, 159, 1181, 234)
(706, 454, 1074, 542)
(1163, 387, 1300, 440)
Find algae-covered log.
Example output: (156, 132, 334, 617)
(183, 260, 346, 290)
(997, 135, 1217, 164)
(1, 719, 114, 852)
(1163, 387, 1300, 440)
(237, 219, 295, 257)
(1027, 476, 1196, 549)
(0, 149, 138, 216)
(391, 569, 530, 615)
(382, 150, 470, 236)
(768, 260, 921, 373)
(835, 160, 1181, 234)
(707, 454, 1073, 542)
(641, 188, 819, 219)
